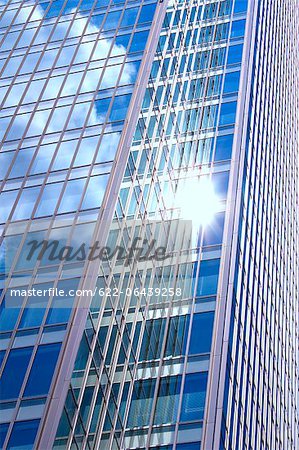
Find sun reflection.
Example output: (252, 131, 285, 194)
(177, 176, 221, 227)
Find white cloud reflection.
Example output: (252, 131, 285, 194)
(0, 1, 137, 141)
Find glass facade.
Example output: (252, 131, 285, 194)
(0, 1, 298, 450)
(0, 0, 159, 448)
(52, 0, 248, 449)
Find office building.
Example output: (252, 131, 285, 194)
(0, 1, 297, 449)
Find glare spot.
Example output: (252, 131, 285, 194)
(177, 176, 221, 227)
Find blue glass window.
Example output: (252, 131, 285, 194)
(215, 134, 233, 161)
(234, 0, 248, 13)
(0, 299, 20, 332)
(180, 372, 208, 422)
(138, 3, 156, 23)
(81, 175, 109, 210)
(24, 343, 61, 397)
(127, 379, 156, 427)
(130, 30, 150, 53)
(110, 94, 132, 122)
(12, 187, 40, 221)
(154, 376, 182, 425)
(96, 132, 121, 163)
(223, 71, 240, 94)
(58, 179, 85, 214)
(46, 280, 78, 325)
(189, 312, 215, 355)
(165, 315, 190, 357)
(177, 443, 201, 449)
(231, 19, 246, 38)
(212, 171, 230, 199)
(219, 101, 237, 126)
(74, 334, 90, 371)
(0, 152, 14, 181)
(227, 44, 243, 65)
(7, 419, 40, 450)
(9, 149, 34, 179)
(19, 283, 51, 328)
(29, 144, 56, 175)
(203, 212, 225, 246)
(121, 7, 138, 27)
(0, 191, 18, 223)
(0, 347, 33, 401)
(0, 423, 9, 449)
(197, 259, 220, 296)
(140, 318, 165, 361)
(0, 351, 5, 367)
(35, 183, 62, 218)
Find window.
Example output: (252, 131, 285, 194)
(139, 318, 165, 361)
(24, 343, 61, 397)
(219, 101, 237, 126)
(212, 171, 230, 199)
(203, 212, 225, 246)
(189, 312, 215, 355)
(81, 175, 109, 210)
(0, 152, 14, 181)
(154, 376, 182, 425)
(12, 187, 40, 221)
(0, 347, 33, 401)
(0, 423, 9, 449)
(19, 293, 47, 329)
(35, 183, 62, 217)
(231, 19, 246, 38)
(165, 315, 190, 357)
(130, 30, 150, 53)
(58, 178, 86, 214)
(110, 94, 132, 122)
(234, 0, 248, 13)
(127, 379, 156, 428)
(121, 7, 138, 27)
(227, 44, 243, 65)
(7, 419, 40, 450)
(46, 279, 78, 325)
(215, 134, 233, 161)
(138, 4, 156, 24)
(0, 298, 20, 332)
(223, 71, 240, 94)
(0, 191, 18, 223)
(197, 259, 220, 296)
(180, 372, 208, 422)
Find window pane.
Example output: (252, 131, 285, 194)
(0, 423, 9, 449)
(165, 315, 190, 357)
(127, 379, 156, 427)
(7, 419, 40, 450)
(0, 347, 33, 401)
(24, 343, 61, 397)
(154, 376, 182, 425)
(214, 134, 233, 161)
(203, 213, 225, 246)
(180, 372, 208, 422)
(12, 187, 40, 221)
(197, 259, 220, 296)
(58, 179, 85, 214)
(189, 312, 215, 355)
(223, 71, 240, 94)
(81, 175, 109, 210)
(35, 183, 62, 217)
(219, 101, 237, 125)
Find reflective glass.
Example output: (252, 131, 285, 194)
(180, 372, 208, 422)
(7, 419, 40, 450)
(189, 312, 215, 355)
(0, 347, 33, 401)
(24, 343, 62, 397)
